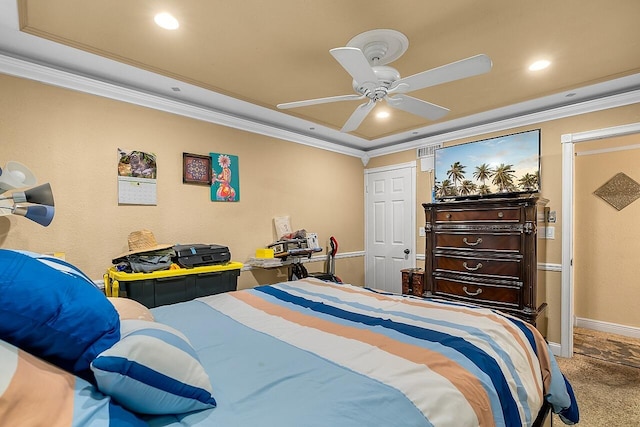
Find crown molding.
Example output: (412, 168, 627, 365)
(0, 53, 366, 158)
(368, 88, 640, 158)
(2, 51, 638, 162)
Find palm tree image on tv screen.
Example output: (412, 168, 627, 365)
(434, 129, 541, 200)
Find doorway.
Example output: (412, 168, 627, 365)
(560, 122, 640, 357)
(364, 161, 416, 293)
(574, 135, 640, 328)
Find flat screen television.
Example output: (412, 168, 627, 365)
(433, 129, 541, 200)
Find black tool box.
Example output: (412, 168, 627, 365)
(173, 244, 231, 268)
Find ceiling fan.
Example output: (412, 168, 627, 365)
(277, 29, 492, 133)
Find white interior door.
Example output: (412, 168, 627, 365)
(365, 162, 416, 293)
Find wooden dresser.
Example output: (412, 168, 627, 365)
(420, 195, 547, 324)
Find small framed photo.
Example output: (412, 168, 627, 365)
(183, 153, 212, 185)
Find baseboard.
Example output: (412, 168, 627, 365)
(575, 317, 640, 340)
(548, 341, 562, 357)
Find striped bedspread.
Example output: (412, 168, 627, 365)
(150, 278, 578, 427)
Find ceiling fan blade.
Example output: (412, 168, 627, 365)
(390, 54, 492, 93)
(330, 47, 379, 85)
(341, 100, 375, 133)
(277, 94, 365, 109)
(386, 94, 449, 121)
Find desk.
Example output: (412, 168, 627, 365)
(248, 249, 324, 281)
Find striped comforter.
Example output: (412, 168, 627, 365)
(150, 278, 578, 427)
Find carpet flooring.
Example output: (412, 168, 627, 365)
(552, 328, 640, 426)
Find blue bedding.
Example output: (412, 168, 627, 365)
(146, 278, 579, 426)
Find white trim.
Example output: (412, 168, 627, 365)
(575, 317, 640, 340)
(563, 122, 640, 143)
(560, 140, 575, 358)
(548, 342, 562, 357)
(364, 161, 417, 174)
(538, 262, 562, 272)
(368, 89, 640, 158)
(0, 53, 366, 159)
(1, 50, 639, 158)
(576, 143, 640, 156)
(333, 251, 365, 259)
(560, 121, 640, 358)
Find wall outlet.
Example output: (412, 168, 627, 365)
(419, 226, 426, 237)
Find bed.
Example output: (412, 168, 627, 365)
(0, 249, 579, 426)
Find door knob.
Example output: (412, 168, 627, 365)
(404, 249, 410, 254)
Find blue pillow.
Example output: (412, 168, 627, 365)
(91, 319, 216, 415)
(0, 249, 120, 379)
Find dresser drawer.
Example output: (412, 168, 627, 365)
(423, 196, 546, 325)
(435, 232, 521, 251)
(433, 276, 521, 307)
(434, 253, 521, 279)
(435, 207, 521, 223)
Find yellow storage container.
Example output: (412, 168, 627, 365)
(255, 248, 275, 258)
(106, 262, 243, 308)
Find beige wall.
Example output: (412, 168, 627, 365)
(574, 133, 640, 328)
(369, 103, 640, 343)
(0, 74, 365, 288)
(2, 71, 639, 342)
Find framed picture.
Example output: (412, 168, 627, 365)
(210, 152, 240, 202)
(183, 153, 212, 185)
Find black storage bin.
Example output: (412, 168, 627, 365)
(105, 262, 242, 308)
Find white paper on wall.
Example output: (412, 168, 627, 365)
(118, 176, 157, 205)
(274, 215, 292, 239)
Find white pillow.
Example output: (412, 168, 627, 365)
(90, 319, 216, 415)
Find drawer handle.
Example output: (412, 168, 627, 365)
(463, 286, 483, 296)
(445, 213, 452, 219)
(463, 237, 483, 246)
(463, 262, 483, 271)
(497, 211, 504, 218)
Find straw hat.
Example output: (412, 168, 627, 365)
(114, 229, 173, 260)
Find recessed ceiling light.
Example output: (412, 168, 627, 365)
(529, 60, 550, 71)
(154, 12, 179, 30)
(376, 111, 390, 119)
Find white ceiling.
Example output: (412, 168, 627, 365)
(1, 0, 639, 158)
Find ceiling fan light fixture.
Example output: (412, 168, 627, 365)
(277, 29, 492, 133)
(154, 12, 179, 30)
(529, 60, 551, 71)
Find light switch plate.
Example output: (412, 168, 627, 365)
(545, 226, 555, 239)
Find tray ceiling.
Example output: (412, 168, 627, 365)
(2, 0, 639, 153)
